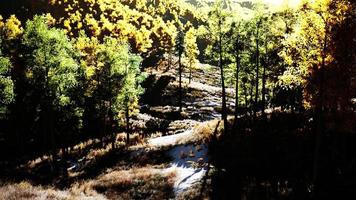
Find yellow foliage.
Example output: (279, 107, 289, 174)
(48, 0, 203, 57)
(63, 19, 71, 31)
(0, 15, 4, 28)
(77, 21, 83, 29)
(4, 15, 23, 40)
(44, 13, 56, 25)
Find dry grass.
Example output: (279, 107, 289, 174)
(176, 119, 224, 145)
(0, 165, 176, 200)
(72, 166, 176, 200)
(20, 137, 109, 171)
(116, 132, 145, 146)
(176, 183, 211, 200)
(19, 131, 145, 173)
(0, 181, 106, 200)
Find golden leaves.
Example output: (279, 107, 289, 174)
(46, 0, 201, 58)
(44, 13, 56, 26)
(0, 15, 4, 29)
(3, 15, 23, 40)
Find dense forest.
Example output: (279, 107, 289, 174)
(0, 0, 355, 199)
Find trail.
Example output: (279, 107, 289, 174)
(147, 129, 208, 194)
(136, 63, 235, 197)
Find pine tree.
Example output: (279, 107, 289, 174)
(207, 0, 230, 133)
(96, 37, 145, 147)
(184, 27, 199, 84)
(176, 27, 184, 112)
(22, 15, 83, 165)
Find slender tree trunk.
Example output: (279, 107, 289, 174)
(254, 21, 260, 119)
(234, 53, 240, 124)
(96, 76, 105, 146)
(262, 40, 267, 117)
(250, 78, 254, 116)
(125, 62, 130, 146)
(178, 49, 183, 112)
(109, 100, 115, 149)
(271, 87, 275, 110)
(167, 48, 172, 72)
(189, 60, 192, 84)
(313, 22, 328, 196)
(44, 67, 56, 171)
(103, 101, 108, 147)
(243, 80, 248, 110)
(219, 19, 228, 134)
(49, 108, 57, 170)
(125, 104, 130, 146)
(14, 98, 24, 156)
(101, 100, 106, 147)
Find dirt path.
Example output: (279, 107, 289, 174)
(147, 130, 208, 195)
(133, 63, 234, 198)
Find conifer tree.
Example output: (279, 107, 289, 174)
(184, 27, 199, 84)
(22, 15, 83, 162)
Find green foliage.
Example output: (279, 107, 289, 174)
(184, 27, 199, 69)
(22, 15, 84, 136)
(0, 40, 14, 116)
(205, 0, 231, 64)
(175, 27, 185, 57)
(95, 37, 145, 127)
(23, 15, 81, 107)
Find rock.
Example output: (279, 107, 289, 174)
(201, 107, 214, 112)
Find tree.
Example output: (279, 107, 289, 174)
(22, 15, 83, 163)
(96, 37, 145, 147)
(226, 16, 249, 122)
(184, 27, 199, 83)
(278, 0, 352, 194)
(3, 15, 23, 41)
(47, 0, 203, 67)
(176, 26, 184, 112)
(259, 11, 286, 116)
(0, 40, 14, 118)
(207, 0, 230, 133)
(117, 55, 145, 146)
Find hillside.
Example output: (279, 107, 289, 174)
(0, 0, 355, 199)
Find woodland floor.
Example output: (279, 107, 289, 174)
(1, 61, 355, 200)
(0, 61, 231, 200)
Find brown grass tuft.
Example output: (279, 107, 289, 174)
(70, 166, 175, 200)
(0, 181, 107, 200)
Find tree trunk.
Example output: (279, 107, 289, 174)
(250, 77, 254, 116)
(219, 19, 228, 134)
(262, 40, 267, 117)
(49, 109, 57, 171)
(243, 80, 248, 110)
(234, 53, 240, 124)
(109, 100, 115, 149)
(189, 60, 192, 84)
(125, 104, 130, 146)
(313, 22, 328, 196)
(167, 48, 172, 72)
(103, 100, 108, 147)
(178, 49, 183, 112)
(254, 21, 260, 119)
(45, 67, 57, 171)
(15, 101, 24, 156)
